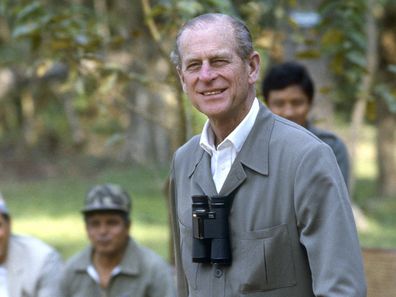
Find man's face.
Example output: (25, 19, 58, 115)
(85, 212, 130, 257)
(0, 214, 11, 264)
(177, 21, 260, 125)
(266, 85, 311, 127)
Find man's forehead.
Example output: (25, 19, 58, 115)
(183, 48, 234, 61)
(179, 29, 236, 62)
(86, 211, 124, 220)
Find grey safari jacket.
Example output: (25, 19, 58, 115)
(170, 102, 366, 297)
(59, 238, 175, 297)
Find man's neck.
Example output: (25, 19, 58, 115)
(92, 248, 125, 288)
(210, 97, 256, 146)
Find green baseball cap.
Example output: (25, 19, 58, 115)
(82, 183, 131, 214)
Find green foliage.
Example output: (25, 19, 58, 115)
(318, 0, 368, 114)
(374, 84, 396, 113)
(6, 2, 98, 61)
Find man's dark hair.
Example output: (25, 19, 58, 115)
(170, 13, 253, 67)
(262, 61, 315, 104)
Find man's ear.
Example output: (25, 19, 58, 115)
(247, 51, 260, 85)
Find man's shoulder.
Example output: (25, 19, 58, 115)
(172, 134, 202, 173)
(175, 134, 200, 156)
(64, 246, 90, 271)
(10, 234, 58, 256)
(307, 124, 348, 151)
(7, 234, 62, 274)
(308, 124, 340, 140)
(130, 240, 169, 268)
(271, 115, 324, 146)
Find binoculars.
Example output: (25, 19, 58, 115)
(191, 195, 232, 265)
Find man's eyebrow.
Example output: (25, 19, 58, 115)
(183, 50, 233, 62)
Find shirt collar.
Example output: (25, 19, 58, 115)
(87, 265, 122, 284)
(75, 237, 140, 276)
(199, 98, 260, 154)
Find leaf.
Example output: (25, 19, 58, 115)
(296, 49, 321, 59)
(12, 22, 41, 38)
(176, 1, 204, 16)
(16, 1, 42, 22)
(105, 133, 125, 148)
(349, 31, 367, 51)
(388, 65, 396, 74)
(375, 84, 396, 113)
(346, 51, 367, 69)
(321, 29, 344, 47)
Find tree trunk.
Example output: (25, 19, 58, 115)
(376, 98, 396, 197)
(63, 94, 86, 150)
(376, 2, 396, 197)
(111, 0, 181, 165)
(348, 0, 378, 194)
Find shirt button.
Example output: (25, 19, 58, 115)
(214, 268, 223, 278)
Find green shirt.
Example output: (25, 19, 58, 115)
(59, 238, 175, 297)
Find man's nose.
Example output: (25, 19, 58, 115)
(97, 224, 109, 234)
(282, 104, 295, 118)
(198, 62, 216, 81)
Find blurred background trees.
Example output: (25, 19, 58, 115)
(0, 0, 395, 199)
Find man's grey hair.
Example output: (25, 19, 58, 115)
(170, 13, 254, 68)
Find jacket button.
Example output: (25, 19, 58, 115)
(214, 268, 223, 278)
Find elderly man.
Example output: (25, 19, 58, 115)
(0, 193, 63, 297)
(169, 13, 366, 297)
(59, 183, 175, 297)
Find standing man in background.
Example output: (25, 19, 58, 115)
(0, 193, 63, 297)
(262, 61, 350, 187)
(169, 13, 366, 297)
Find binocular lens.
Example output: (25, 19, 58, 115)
(191, 195, 232, 265)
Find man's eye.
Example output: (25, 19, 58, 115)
(273, 101, 284, 108)
(186, 63, 200, 70)
(212, 59, 227, 66)
(88, 222, 100, 228)
(108, 220, 120, 226)
(292, 100, 304, 107)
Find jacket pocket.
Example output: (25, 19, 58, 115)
(233, 224, 296, 293)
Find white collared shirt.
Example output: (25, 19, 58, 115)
(199, 98, 260, 192)
(87, 264, 122, 284)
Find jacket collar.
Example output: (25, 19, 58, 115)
(188, 102, 274, 196)
(74, 237, 141, 276)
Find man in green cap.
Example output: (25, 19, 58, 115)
(59, 183, 175, 297)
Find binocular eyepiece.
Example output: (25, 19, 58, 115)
(192, 195, 232, 265)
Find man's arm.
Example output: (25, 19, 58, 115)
(169, 158, 189, 297)
(36, 250, 64, 297)
(294, 143, 366, 297)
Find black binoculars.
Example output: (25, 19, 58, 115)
(191, 195, 232, 265)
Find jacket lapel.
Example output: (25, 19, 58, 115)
(191, 149, 218, 197)
(189, 102, 274, 199)
(220, 103, 273, 197)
